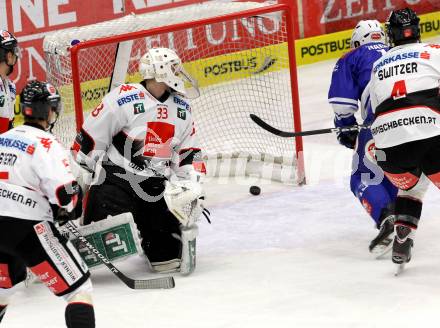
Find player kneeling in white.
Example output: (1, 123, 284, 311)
(0, 81, 95, 327)
(72, 47, 208, 275)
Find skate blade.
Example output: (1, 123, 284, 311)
(394, 263, 405, 276)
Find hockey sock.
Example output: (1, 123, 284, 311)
(0, 305, 7, 323)
(65, 303, 95, 328)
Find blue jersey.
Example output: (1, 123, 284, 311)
(328, 42, 397, 226)
(328, 42, 388, 128)
(329, 42, 388, 174)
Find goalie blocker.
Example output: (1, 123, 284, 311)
(61, 213, 143, 269)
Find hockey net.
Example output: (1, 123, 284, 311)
(44, 1, 304, 183)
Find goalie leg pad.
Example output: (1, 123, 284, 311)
(148, 224, 198, 275)
(140, 197, 183, 265)
(142, 227, 182, 269)
(179, 224, 198, 275)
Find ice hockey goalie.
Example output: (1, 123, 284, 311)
(71, 48, 208, 275)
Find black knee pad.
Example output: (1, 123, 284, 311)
(139, 200, 182, 263)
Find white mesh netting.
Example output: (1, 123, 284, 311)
(44, 1, 301, 183)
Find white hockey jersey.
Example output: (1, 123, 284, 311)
(0, 124, 78, 222)
(370, 42, 440, 148)
(0, 77, 16, 133)
(73, 83, 204, 179)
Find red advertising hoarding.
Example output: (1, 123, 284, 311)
(302, 0, 440, 37)
(0, 0, 200, 91)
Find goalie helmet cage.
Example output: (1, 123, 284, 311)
(44, 1, 305, 184)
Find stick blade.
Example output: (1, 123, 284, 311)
(131, 276, 175, 289)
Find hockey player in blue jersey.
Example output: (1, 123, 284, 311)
(328, 20, 398, 256)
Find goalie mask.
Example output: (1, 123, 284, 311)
(139, 48, 199, 98)
(385, 8, 420, 47)
(20, 80, 62, 131)
(350, 20, 385, 49)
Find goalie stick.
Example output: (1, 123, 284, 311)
(250, 114, 369, 137)
(64, 221, 175, 290)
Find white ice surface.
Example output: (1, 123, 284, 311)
(4, 36, 440, 327)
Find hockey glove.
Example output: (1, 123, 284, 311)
(51, 206, 74, 226)
(164, 180, 209, 227)
(51, 183, 83, 226)
(336, 129, 359, 149)
(334, 116, 359, 149)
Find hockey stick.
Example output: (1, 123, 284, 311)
(250, 114, 369, 137)
(64, 221, 175, 290)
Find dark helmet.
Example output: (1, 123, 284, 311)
(20, 81, 62, 130)
(0, 30, 20, 62)
(386, 8, 420, 47)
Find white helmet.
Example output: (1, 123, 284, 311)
(139, 47, 197, 96)
(350, 20, 385, 48)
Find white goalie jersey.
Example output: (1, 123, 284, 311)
(369, 42, 440, 148)
(0, 124, 79, 221)
(72, 83, 205, 179)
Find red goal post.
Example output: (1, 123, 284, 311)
(44, 1, 305, 184)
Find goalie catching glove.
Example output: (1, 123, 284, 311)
(164, 180, 210, 226)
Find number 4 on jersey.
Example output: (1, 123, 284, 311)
(391, 80, 407, 99)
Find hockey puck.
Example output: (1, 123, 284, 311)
(249, 185, 261, 196)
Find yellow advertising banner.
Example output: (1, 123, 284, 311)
(295, 10, 440, 66)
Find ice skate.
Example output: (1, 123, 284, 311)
(369, 215, 395, 258)
(392, 225, 414, 276)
